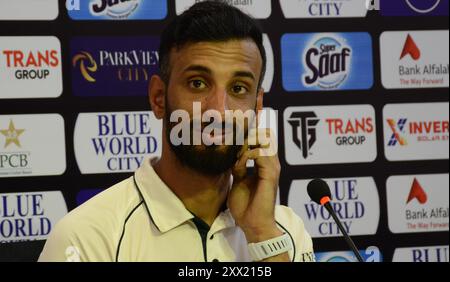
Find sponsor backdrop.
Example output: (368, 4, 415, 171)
(0, 0, 448, 262)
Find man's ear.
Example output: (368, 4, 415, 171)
(148, 75, 166, 120)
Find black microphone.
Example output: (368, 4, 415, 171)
(307, 179, 364, 262)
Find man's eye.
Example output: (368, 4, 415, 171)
(189, 80, 207, 90)
(231, 85, 248, 95)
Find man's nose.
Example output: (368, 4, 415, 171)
(204, 87, 229, 115)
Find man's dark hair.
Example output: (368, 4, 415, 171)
(159, 0, 266, 89)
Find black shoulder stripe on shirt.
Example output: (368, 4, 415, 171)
(115, 200, 144, 262)
(276, 220, 296, 262)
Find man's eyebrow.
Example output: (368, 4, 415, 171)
(233, 71, 255, 81)
(183, 65, 212, 74)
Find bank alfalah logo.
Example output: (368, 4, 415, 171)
(73, 51, 98, 82)
(287, 112, 319, 159)
(387, 118, 408, 146)
(0, 120, 25, 148)
(407, 178, 428, 205)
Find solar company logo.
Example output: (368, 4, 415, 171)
(380, 0, 448, 16)
(383, 103, 449, 161)
(0, 0, 59, 20)
(380, 31, 449, 89)
(0, 36, 62, 99)
(280, 0, 369, 18)
(74, 111, 162, 174)
(71, 37, 159, 97)
(68, 0, 167, 20)
(393, 246, 449, 262)
(175, 0, 272, 19)
(0, 114, 66, 178)
(288, 177, 380, 238)
(0, 191, 67, 243)
(386, 174, 449, 234)
(282, 33, 373, 92)
(284, 105, 377, 165)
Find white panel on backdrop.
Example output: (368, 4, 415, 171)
(175, 0, 272, 19)
(0, 36, 63, 99)
(280, 0, 368, 18)
(392, 246, 449, 262)
(380, 30, 449, 89)
(386, 174, 449, 234)
(74, 111, 162, 174)
(288, 177, 380, 238)
(0, 114, 66, 178)
(383, 102, 449, 161)
(0, 0, 59, 20)
(0, 191, 67, 243)
(262, 34, 274, 93)
(283, 105, 377, 165)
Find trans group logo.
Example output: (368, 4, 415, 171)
(288, 177, 380, 238)
(284, 105, 377, 165)
(71, 37, 160, 97)
(280, 0, 368, 18)
(380, 31, 449, 89)
(383, 103, 449, 161)
(68, 0, 167, 20)
(282, 33, 373, 92)
(74, 111, 162, 174)
(0, 36, 62, 99)
(381, 0, 449, 16)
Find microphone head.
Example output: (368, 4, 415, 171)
(307, 179, 332, 205)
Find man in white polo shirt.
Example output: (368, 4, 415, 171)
(39, 1, 314, 262)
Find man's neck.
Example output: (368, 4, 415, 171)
(153, 147, 231, 227)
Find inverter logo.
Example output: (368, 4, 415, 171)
(280, 0, 369, 18)
(288, 177, 380, 238)
(0, 37, 62, 99)
(282, 33, 373, 92)
(383, 103, 449, 161)
(0, 114, 66, 178)
(71, 37, 160, 97)
(68, 0, 167, 20)
(74, 111, 162, 174)
(284, 105, 377, 165)
(386, 174, 449, 234)
(175, 0, 272, 19)
(380, 31, 449, 89)
(393, 246, 449, 262)
(0, 191, 67, 243)
(0, 0, 59, 20)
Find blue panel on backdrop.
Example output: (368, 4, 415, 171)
(71, 36, 160, 97)
(381, 0, 448, 16)
(281, 32, 373, 92)
(68, 0, 167, 20)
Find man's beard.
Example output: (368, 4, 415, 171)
(165, 105, 247, 176)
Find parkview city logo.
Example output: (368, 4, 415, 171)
(392, 246, 449, 262)
(0, 114, 66, 178)
(71, 37, 159, 97)
(283, 105, 377, 165)
(381, 0, 449, 16)
(386, 174, 449, 234)
(0, 191, 67, 243)
(280, 0, 368, 18)
(380, 31, 449, 89)
(68, 0, 167, 20)
(288, 177, 380, 238)
(0, 0, 59, 20)
(282, 32, 373, 92)
(0, 36, 62, 99)
(175, 0, 272, 19)
(383, 103, 449, 161)
(74, 111, 162, 174)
